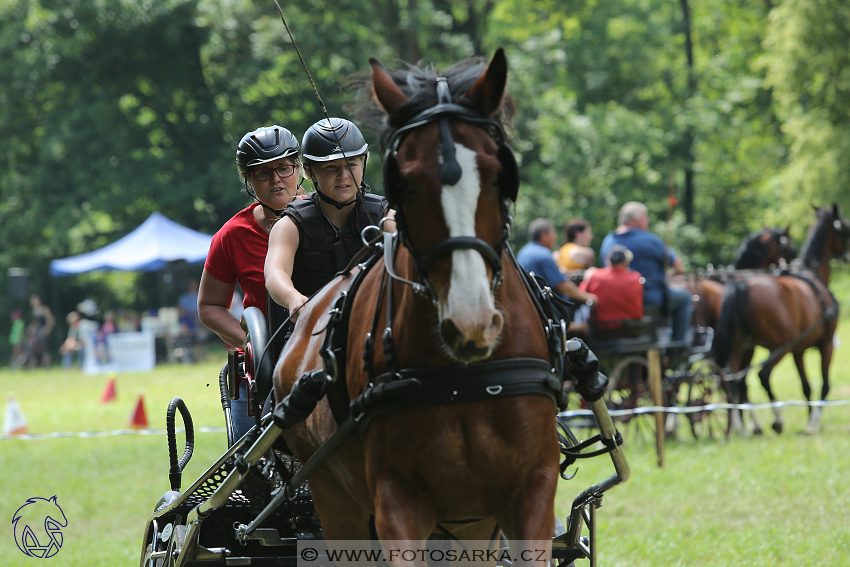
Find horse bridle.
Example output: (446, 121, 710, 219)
(382, 77, 518, 302)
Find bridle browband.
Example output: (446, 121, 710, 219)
(383, 76, 514, 301)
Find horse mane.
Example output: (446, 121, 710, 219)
(798, 208, 832, 267)
(348, 56, 514, 152)
(732, 229, 770, 269)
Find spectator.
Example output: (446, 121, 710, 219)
(177, 280, 206, 360)
(96, 310, 118, 364)
(59, 311, 86, 368)
(199, 124, 303, 441)
(516, 218, 597, 321)
(599, 201, 692, 343)
(179, 281, 201, 330)
(8, 309, 25, 367)
(580, 245, 644, 327)
(554, 218, 595, 272)
(26, 294, 55, 368)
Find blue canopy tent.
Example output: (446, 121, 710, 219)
(49, 212, 214, 371)
(50, 212, 213, 276)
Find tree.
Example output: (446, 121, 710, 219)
(763, 0, 850, 219)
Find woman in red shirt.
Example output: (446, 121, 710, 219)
(199, 125, 301, 348)
(198, 125, 301, 441)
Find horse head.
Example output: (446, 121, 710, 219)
(371, 49, 518, 362)
(770, 226, 797, 266)
(798, 204, 850, 282)
(825, 203, 850, 260)
(733, 226, 796, 270)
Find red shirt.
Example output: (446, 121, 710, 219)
(204, 203, 269, 316)
(580, 266, 644, 324)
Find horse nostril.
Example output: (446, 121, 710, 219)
(486, 312, 504, 341)
(440, 318, 462, 346)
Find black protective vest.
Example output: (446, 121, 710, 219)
(285, 192, 388, 297)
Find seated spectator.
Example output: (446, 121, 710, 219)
(59, 311, 86, 369)
(580, 245, 644, 328)
(554, 218, 595, 273)
(600, 201, 692, 343)
(517, 218, 597, 323)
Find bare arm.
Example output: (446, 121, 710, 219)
(264, 217, 308, 316)
(555, 279, 598, 304)
(198, 270, 245, 347)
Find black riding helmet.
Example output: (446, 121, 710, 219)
(236, 125, 300, 216)
(302, 118, 369, 209)
(236, 125, 300, 174)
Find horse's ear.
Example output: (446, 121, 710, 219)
(370, 58, 409, 115)
(832, 203, 840, 216)
(464, 47, 508, 116)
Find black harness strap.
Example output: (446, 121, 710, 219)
(350, 358, 560, 431)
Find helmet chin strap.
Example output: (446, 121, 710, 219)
(316, 188, 358, 210)
(259, 202, 287, 217)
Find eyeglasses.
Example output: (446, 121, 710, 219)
(252, 165, 296, 181)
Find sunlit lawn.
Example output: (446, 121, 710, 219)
(1, 316, 849, 566)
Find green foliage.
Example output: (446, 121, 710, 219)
(763, 0, 850, 219)
(0, 0, 847, 329)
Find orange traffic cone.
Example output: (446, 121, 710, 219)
(100, 373, 117, 404)
(3, 394, 28, 435)
(129, 394, 148, 429)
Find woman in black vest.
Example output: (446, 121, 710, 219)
(265, 118, 394, 318)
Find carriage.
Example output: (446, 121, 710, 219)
(140, 49, 631, 567)
(566, 210, 849, 448)
(139, 320, 630, 566)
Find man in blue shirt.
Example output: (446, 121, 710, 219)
(600, 202, 692, 343)
(517, 218, 597, 317)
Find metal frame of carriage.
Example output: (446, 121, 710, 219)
(577, 303, 729, 449)
(140, 305, 630, 567)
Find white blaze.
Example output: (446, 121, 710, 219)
(439, 145, 496, 322)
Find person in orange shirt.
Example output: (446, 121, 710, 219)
(554, 218, 595, 272)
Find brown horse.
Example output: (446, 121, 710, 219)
(713, 205, 850, 435)
(731, 226, 797, 270)
(274, 49, 560, 564)
(670, 227, 797, 331)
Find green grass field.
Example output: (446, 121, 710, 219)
(1, 323, 849, 566)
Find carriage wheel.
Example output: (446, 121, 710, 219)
(605, 355, 659, 443)
(142, 514, 186, 567)
(685, 359, 727, 440)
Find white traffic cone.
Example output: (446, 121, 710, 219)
(3, 394, 28, 435)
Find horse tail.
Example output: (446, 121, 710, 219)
(713, 279, 750, 367)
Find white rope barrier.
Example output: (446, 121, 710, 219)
(0, 426, 225, 441)
(4, 399, 849, 440)
(559, 398, 850, 419)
